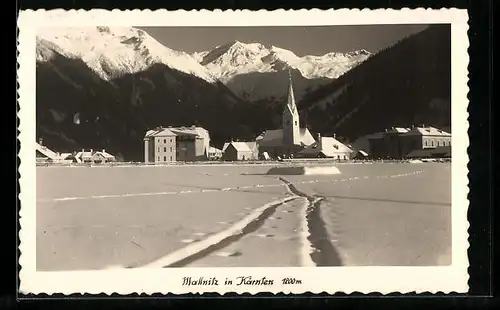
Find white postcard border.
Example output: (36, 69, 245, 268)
(17, 8, 470, 295)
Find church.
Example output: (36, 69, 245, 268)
(256, 71, 316, 159)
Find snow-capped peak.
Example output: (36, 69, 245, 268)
(190, 40, 371, 102)
(36, 26, 217, 83)
(192, 40, 371, 82)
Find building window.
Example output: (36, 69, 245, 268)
(294, 121, 298, 125)
(158, 147, 160, 152)
(431, 141, 434, 147)
(170, 147, 173, 152)
(170, 156, 172, 161)
(437, 141, 440, 147)
(424, 140, 427, 146)
(164, 156, 167, 161)
(170, 138, 173, 143)
(164, 139, 166, 143)
(164, 147, 167, 152)
(157, 156, 160, 161)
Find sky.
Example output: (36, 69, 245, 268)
(138, 24, 429, 56)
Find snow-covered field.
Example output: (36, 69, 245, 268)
(36, 163, 451, 271)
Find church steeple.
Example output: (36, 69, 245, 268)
(282, 69, 301, 146)
(286, 69, 297, 114)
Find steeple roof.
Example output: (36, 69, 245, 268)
(286, 69, 297, 114)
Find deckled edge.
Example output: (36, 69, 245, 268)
(17, 8, 471, 296)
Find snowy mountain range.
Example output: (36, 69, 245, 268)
(36, 27, 370, 103)
(192, 40, 371, 101)
(36, 27, 217, 83)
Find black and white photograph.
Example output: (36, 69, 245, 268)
(18, 9, 469, 294)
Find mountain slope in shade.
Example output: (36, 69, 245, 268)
(194, 41, 371, 101)
(36, 50, 256, 161)
(298, 24, 451, 143)
(37, 26, 217, 83)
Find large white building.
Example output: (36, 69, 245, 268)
(143, 126, 210, 163)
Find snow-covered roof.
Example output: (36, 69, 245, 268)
(96, 150, 116, 159)
(169, 126, 209, 138)
(386, 127, 411, 134)
(208, 146, 222, 154)
(321, 137, 353, 154)
(257, 128, 316, 148)
(299, 136, 353, 157)
(35, 142, 60, 160)
(145, 126, 210, 141)
(75, 151, 93, 159)
(227, 142, 253, 153)
(223, 141, 257, 153)
(404, 126, 451, 137)
(357, 150, 369, 156)
(145, 128, 176, 137)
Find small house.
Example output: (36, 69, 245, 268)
(222, 142, 258, 161)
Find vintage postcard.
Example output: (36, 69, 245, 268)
(18, 9, 470, 295)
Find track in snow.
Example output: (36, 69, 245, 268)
(279, 177, 343, 266)
(136, 196, 298, 268)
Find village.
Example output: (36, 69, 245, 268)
(36, 73, 451, 166)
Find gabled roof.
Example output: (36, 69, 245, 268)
(227, 142, 253, 153)
(320, 137, 353, 154)
(75, 150, 93, 159)
(223, 141, 257, 153)
(145, 128, 176, 137)
(257, 128, 316, 148)
(169, 126, 206, 137)
(299, 136, 353, 157)
(96, 150, 115, 159)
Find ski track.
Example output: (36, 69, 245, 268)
(136, 196, 298, 268)
(278, 177, 342, 266)
(38, 170, 423, 202)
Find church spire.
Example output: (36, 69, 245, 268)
(282, 69, 301, 147)
(287, 69, 297, 113)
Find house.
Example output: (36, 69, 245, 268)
(208, 146, 223, 160)
(143, 125, 210, 163)
(94, 149, 116, 163)
(222, 142, 258, 161)
(144, 127, 177, 163)
(75, 149, 94, 163)
(73, 149, 116, 164)
(368, 126, 452, 159)
(298, 134, 354, 160)
(256, 71, 316, 158)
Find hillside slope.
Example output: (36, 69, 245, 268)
(36, 51, 253, 161)
(298, 24, 451, 142)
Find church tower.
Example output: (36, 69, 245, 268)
(282, 70, 301, 147)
